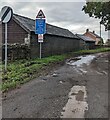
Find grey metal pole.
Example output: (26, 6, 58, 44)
(100, 22, 102, 45)
(108, 30, 110, 39)
(100, 22, 101, 38)
(40, 42, 42, 59)
(5, 23, 7, 71)
(5, 23, 8, 71)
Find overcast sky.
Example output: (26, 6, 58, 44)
(1, 1, 108, 42)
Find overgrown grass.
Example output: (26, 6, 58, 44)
(74, 47, 110, 55)
(1, 55, 66, 92)
(1, 47, 110, 92)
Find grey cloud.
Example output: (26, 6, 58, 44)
(1, 2, 108, 41)
(1, 2, 98, 25)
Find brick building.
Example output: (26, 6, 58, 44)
(84, 29, 102, 45)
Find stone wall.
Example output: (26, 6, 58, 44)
(2, 44, 30, 61)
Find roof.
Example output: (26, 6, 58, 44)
(13, 14, 78, 39)
(89, 32, 101, 38)
(76, 34, 96, 42)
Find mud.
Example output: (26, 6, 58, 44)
(2, 52, 109, 118)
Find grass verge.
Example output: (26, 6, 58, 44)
(1, 47, 110, 92)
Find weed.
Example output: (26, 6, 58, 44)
(1, 47, 110, 91)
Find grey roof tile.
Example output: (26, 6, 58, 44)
(13, 14, 78, 39)
(89, 32, 101, 38)
(76, 34, 96, 42)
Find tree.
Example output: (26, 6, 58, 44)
(98, 38, 104, 45)
(82, 1, 110, 31)
(105, 39, 110, 45)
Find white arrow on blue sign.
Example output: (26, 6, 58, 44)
(35, 19, 46, 34)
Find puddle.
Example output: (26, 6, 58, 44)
(61, 85, 88, 118)
(96, 71, 108, 75)
(59, 81, 63, 84)
(102, 71, 108, 75)
(96, 71, 103, 75)
(72, 66, 87, 75)
(67, 55, 96, 67)
(52, 73, 58, 77)
(104, 60, 109, 63)
(79, 68, 87, 74)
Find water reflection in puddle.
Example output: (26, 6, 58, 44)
(67, 55, 96, 67)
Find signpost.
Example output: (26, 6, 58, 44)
(38, 34, 43, 42)
(35, 19, 46, 34)
(35, 10, 46, 59)
(38, 34, 43, 59)
(0, 6, 13, 71)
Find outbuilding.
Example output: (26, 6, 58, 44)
(0, 14, 80, 58)
(76, 34, 95, 49)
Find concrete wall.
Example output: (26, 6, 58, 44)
(30, 33, 80, 58)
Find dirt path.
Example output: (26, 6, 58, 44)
(85, 53, 108, 118)
(2, 52, 109, 118)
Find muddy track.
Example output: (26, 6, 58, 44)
(2, 52, 109, 118)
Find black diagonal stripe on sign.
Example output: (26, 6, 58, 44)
(1, 7, 11, 22)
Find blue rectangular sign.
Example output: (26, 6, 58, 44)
(35, 19, 46, 34)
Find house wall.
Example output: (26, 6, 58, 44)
(30, 33, 80, 58)
(84, 32, 101, 45)
(84, 32, 96, 40)
(95, 38, 101, 45)
(1, 19, 28, 44)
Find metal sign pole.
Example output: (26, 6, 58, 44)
(5, 23, 7, 71)
(40, 42, 42, 59)
(36, 10, 46, 59)
(1, 6, 13, 72)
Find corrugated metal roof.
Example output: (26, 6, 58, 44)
(13, 14, 78, 39)
(76, 34, 96, 42)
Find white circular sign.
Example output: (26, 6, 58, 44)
(0, 6, 13, 23)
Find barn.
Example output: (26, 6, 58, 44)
(0, 13, 81, 59)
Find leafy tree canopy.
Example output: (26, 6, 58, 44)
(82, 1, 110, 30)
